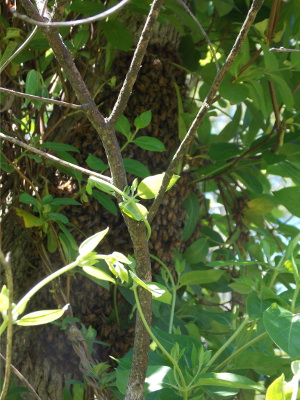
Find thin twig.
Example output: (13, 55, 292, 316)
(0, 353, 42, 400)
(0, 132, 112, 183)
(0, 252, 13, 400)
(270, 47, 300, 52)
(108, 0, 165, 125)
(0, 87, 85, 110)
(148, 0, 265, 223)
(11, 0, 130, 27)
(175, 0, 220, 72)
(0, 27, 38, 73)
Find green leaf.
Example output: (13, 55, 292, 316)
(70, 0, 105, 14)
(183, 238, 209, 264)
(265, 374, 285, 400)
(133, 137, 166, 152)
(16, 308, 67, 326)
(92, 190, 118, 215)
(267, 72, 294, 110)
(196, 372, 263, 391)
(19, 193, 39, 206)
(58, 223, 78, 251)
(137, 173, 180, 199)
(182, 192, 199, 241)
(119, 201, 148, 222)
(219, 80, 249, 104)
(209, 142, 241, 161)
(86, 154, 108, 172)
(134, 110, 152, 129)
(263, 303, 300, 360)
(0, 153, 14, 172)
(26, 153, 42, 163)
(47, 228, 57, 253)
(179, 269, 225, 286)
(83, 266, 115, 284)
(78, 228, 109, 256)
(115, 115, 131, 138)
(39, 142, 79, 152)
(49, 198, 81, 206)
(123, 158, 150, 178)
(273, 186, 300, 218)
(130, 272, 171, 303)
(247, 292, 274, 320)
(100, 20, 132, 51)
(47, 212, 69, 224)
(144, 282, 172, 304)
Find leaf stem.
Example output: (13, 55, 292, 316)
(202, 316, 249, 373)
(0, 260, 78, 336)
(150, 254, 176, 334)
(133, 286, 188, 400)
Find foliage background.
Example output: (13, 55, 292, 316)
(1, 0, 300, 399)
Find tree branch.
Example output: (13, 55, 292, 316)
(148, 0, 264, 223)
(11, 0, 130, 27)
(0, 87, 84, 110)
(18, 1, 164, 399)
(0, 132, 112, 183)
(108, 0, 165, 125)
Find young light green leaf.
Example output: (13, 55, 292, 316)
(88, 177, 115, 196)
(130, 271, 171, 303)
(16, 308, 67, 326)
(0, 289, 9, 312)
(145, 282, 172, 304)
(119, 201, 148, 221)
(137, 173, 180, 199)
(133, 137, 166, 152)
(78, 228, 109, 256)
(15, 208, 44, 228)
(83, 266, 115, 284)
(134, 110, 152, 129)
(265, 374, 285, 400)
(110, 252, 131, 264)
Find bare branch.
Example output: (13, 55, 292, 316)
(270, 46, 300, 52)
(0, 87, 85, 110)
(0, 27, 38, 73)
(0, 132, 112, 183)
(148, 0, 265, 223)
(0, 353, 42, 400)
(108, 0, 165, 125)
(11, 0, 130, 27)
(175, 0, 220, 72)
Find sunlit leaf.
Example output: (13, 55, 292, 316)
(16, 308, 67, 326)
(78, 228, 109, 256)
(83, 266, 115, 284)
(137, 173, 180, 199)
